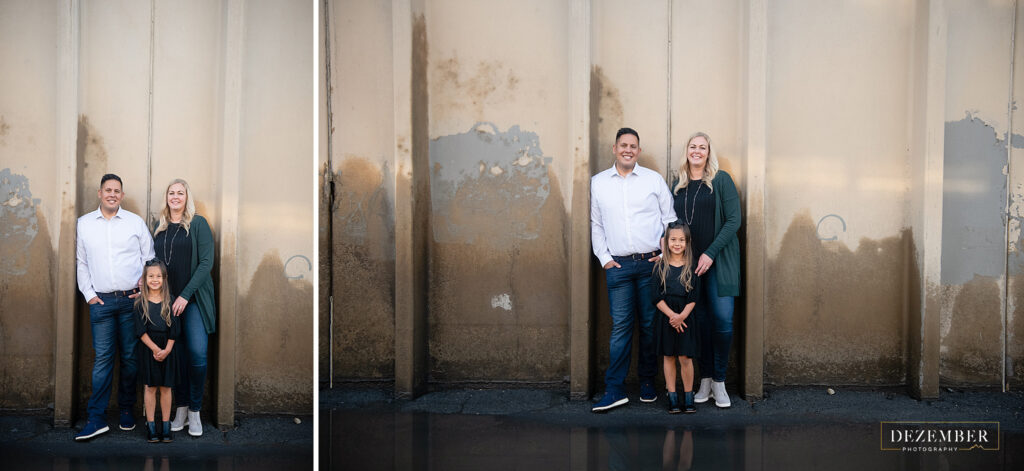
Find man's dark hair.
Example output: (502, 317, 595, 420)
(615, 127, 639, 144)
(100, 174, 123, 188)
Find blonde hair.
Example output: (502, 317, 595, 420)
(654, 222, 695, 292)
(135, 260, 172, 327)
(674, 131, 718, 195)
(154, 178, 195, 236)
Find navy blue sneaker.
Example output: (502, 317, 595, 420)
(119, 409, 136, 431)
(640, 381, 657, 402)
(592, 391, 629, 412)
(74, 419, 110, 441)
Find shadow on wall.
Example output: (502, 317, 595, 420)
(237, 252, 314, 413)
(0, 169, 55, 408)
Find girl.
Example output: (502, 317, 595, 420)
(134, 259, 181, 442)
(651, 221, 702, 413)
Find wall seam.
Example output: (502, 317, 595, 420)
(146, 0, 155, 220)
(1004, 0, 1017, 393)
(321, 0, 335, 389)
(665, 0, 672, 175)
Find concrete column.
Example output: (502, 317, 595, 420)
(569, 0, 593, 400)
(908, 0, 946, 400)
(53, 0, 80, 427)
(742, 0, 766, 400)
(393, 0, 430, 398)
(215, 0, 244, 429)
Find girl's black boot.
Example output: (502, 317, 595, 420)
(146, 421, 158, 443)
(667, 392, 681, 414)
(684, 391, 696, 413)
(162, 421, 173, 443)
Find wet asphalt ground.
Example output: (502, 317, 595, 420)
(0, 412, 313, 470)
(322, 385, 1024, 470)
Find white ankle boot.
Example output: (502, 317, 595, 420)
(170, 406, 189, 432)
(693, 378, 713, 403)
(712, 381, 731, 408)
(188, 409, 203, 437)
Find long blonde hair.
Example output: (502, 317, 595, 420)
(135, 259, 172, 327)
(154, 178, 195, 236)
(654, 221, 695, 292)
(674, 131, 718, 195)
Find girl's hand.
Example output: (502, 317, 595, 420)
(154, 349, 169, 362)
(696, 253, 714, 276)
(172, 296, 188, 316)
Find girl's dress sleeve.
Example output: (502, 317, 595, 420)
(169, 309, 182, 341)
(650, 269, 666, 306)
(688, 269, 702, 305)
(134, 304, 145, 338)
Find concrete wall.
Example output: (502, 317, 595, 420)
(0, 0, 313, 424)
(325, 0, 1023, 397)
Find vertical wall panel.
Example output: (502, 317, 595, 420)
(1009, 0, 1024, 388)
(425, 0, 572, 381)
(764, 0, 915, 385)
(0, 0, 59, 409)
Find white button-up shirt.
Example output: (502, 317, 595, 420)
(591, 164, 677, 267)
(76, 206, 155, 301)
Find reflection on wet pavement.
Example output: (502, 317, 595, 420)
(5, 450, 311, 470)
(322, 409, 1023, 470)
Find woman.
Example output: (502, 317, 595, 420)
(672, 132, 741, 408)
(153, 178, 216, 436)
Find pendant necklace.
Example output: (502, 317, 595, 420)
(162, 223, 182, 267)
(682, 181, 702, 225)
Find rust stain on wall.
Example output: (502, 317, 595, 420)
(766, 211, 906, 385)
(588, 66, 656, 175)
(75, 116, 109, 215)
(431, 55, 519, 119)
(940, 275, 1002, 384)
(236, 253, 313, 413)
(332, 157, 395, 379)
(0, 206, 55, 408)
(428, 125, 569, 381)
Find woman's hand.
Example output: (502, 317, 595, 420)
(172, 296, 188, 316)
(696, 253, 714, 276)
(129, 277, 144, 299)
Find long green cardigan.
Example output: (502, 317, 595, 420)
(159, 214, 217, 334)
(674, 171, 742, 297)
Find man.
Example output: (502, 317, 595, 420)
(590, 128, 676, 412)
(75, 174, 155, 440)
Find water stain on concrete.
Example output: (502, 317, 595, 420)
(75, 116, 109, 214)
(765, 211, 907, 385)
(588, 66, 656, 175)
(428, 125, 569, 381)
(0, 169, 41, 275)
(429, 123, 552, 244)
(0, 208, 55, 408)
(332, 157, 395, 380)
(941, 113, 1009, 285)
(1011, 277, 1024, 386)
(431, 55, 519, 119)
(318, 162, 331, 381)
(236, 253, 313, 413)
(940, 275, 1002, 384)
(0, 115, 10, 145)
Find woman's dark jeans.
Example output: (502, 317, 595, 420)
(697, 266, 734, 382)
(174, 303, 208, 411)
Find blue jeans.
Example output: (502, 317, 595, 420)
(604, 258, 658, 391)
(174, 303, 208, 411)
(86, 294, 138, 421)
(697, 266, 734, 382)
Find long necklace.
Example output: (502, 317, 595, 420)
(682, 180, 703, 225)
(162, 223, 182, 266)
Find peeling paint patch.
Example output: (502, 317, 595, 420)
(0, 169, 40, 275)
(941, 113, 1008, 284)
(429, 122, 552, 244)
(490, 294, 512, 311)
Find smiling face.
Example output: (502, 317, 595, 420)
(686, 135, 709, 171)
(98, 179, 124, 216)
(145, 266, 164, 293)
(613, 133, 641, 174)
(166, 182, 187, 214)
(667, 228, 687, 256)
